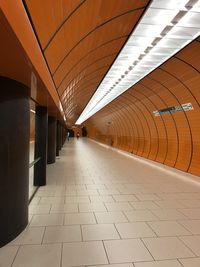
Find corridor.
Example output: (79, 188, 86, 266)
(1, 139, 200, 267)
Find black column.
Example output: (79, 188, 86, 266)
(59, 122, 62, 150)
(34, 106, 47, 186)
(61, 125, 64, 145)
(0, 77, 30, 247)
(63, 127, 66, 144)
(56, 121, 60, 156)
(47, 116, 56, 164)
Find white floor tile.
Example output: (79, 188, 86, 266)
(86, 184, 106, 190)
(124, 210, 158, 222)
(112, 195, 138, 202)
(91, 264, 133, 267)
(82, 224, 120, 240)
(105, 202, 133, 211)
(118, 188, 138, 194)
(130, 201, 160, 210)
(65, 189, 77, 196)
(134, 260, 183, 267)
(104, 239, 153, 263)
(151, 209, 187, 220)
(62, 241, 108, 266)
(76, 189, 99, 196)
(89, 196, 114, 202)
(135, 194, 161, 201)
(99, 189, 120, 195)
(157, 193, 200, 200)
(65, 196, 90, 203)
(10, 227, 45, 245)
(0, 246, 18, 267)
(95, 212, 128, 223)
(148, 221, 191, 236)
(64, 212, 96, 225)
(142, 237, 195, 260)
(36, 191, 55, 197)
(180, 235, 200, 256)
(179, 258, 200, 267)
(12, 244, 61, 267)
(28, 214, 33, 223)
(50, 204, 78, 213)
(30, 214, 64, 226)
(43, 225, 81, 243)
(178, 199, 200, 208)
(179, 220, 200, 234)
(79, 203, 107, 212)
(39, 197, 65, 204)
(29, 205, 51, 214)
(154, 200, 185, 209)
(115, 222, 156, 238)
(178, 209, 200, 219)
(30, 197, 40, 205)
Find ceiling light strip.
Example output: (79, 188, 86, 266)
(76, 0, 200, 125)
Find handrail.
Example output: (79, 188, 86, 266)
(29, 157, 41, 168)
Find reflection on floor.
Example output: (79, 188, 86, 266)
(1, 138, 200, 267)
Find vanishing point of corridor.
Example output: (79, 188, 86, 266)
(1, 139, 200, 267)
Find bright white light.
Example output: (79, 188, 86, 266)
(150, 0, 189, 10)
(76, 0, 200, 125)
(59, 101, 64, 113)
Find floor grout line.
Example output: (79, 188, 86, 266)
(10, 246, 21, 267)
(102, 241, 110, 264)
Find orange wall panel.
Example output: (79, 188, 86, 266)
(0, 0, 61, 111)
(86, 40, 200, 177)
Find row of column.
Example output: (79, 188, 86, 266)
(0, 77, 67, 247)
(34, 107, 67, 186)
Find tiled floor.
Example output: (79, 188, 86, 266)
(2, 138, 200, 267)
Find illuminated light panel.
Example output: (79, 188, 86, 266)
(30, 109, 36, 114)
(76, 0, 200, 125)
(59, 101, 67, 122)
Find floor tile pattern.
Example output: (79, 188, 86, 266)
(2, 139, 200, 267)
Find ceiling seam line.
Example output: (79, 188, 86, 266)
(51, 5, 148, 76)
(56, 34, 128, 89)
(43, 0, 87, 51)
(21, 0, 67, 120)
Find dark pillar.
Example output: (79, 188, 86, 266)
(59, 122, 62, 150)
(62, 126, 64, 145)
(0, 77, 29, 247)
(47, 116, 56, 164)
(56, 120, 60, 156)
(34, 106, 47, 186)
(63, 127, 66, 144)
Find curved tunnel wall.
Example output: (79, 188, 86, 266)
(23, 0, 150, 125)
(86, 39, 200, 177)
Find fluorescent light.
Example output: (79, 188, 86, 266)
(75, 0, 200, 125)
(150, 0, 189, 10)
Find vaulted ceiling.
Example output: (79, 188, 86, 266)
(23, 0, 150, 125)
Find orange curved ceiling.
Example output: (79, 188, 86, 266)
(23, 0, 150, 125)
